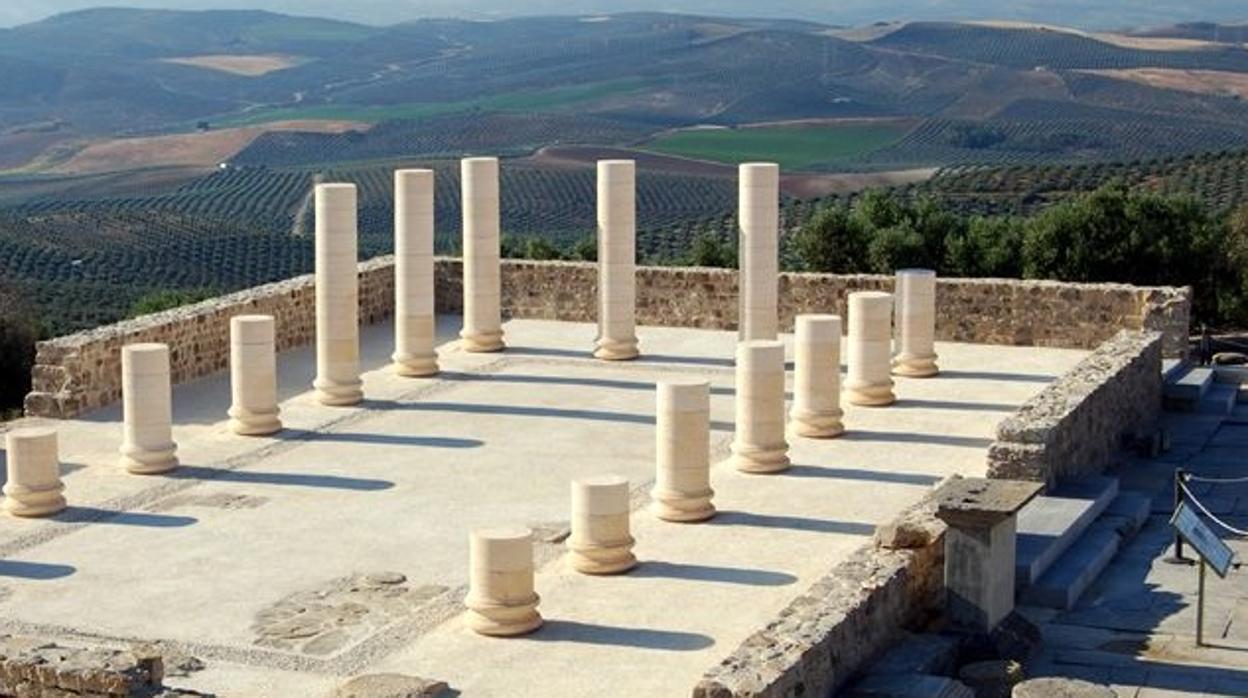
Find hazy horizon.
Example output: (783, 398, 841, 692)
(2, 0, 1246, 30)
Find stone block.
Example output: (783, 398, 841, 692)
(335, 673, 450, 698)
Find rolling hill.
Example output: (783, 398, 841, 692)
(7, 8, 1248, 336)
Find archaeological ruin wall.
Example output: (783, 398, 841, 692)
(25, 258, 1189, 419)
(985, 330, 1164, 484)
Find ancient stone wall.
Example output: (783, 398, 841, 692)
(26, 258, 1188, 419)
(0, 635, 167, 697)
(986, 330, 1164, 484)
(694, 487, 948, 697)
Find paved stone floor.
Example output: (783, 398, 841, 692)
(0, 318, 1086, 697)
(1024, 405, 1248, 697)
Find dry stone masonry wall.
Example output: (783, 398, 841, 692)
(986, 330, 1164, 484)
(694, 487, 948, 698)
(26, 259, 1189, 419)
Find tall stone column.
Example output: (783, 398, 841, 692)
(4, 428, 66, 517)
(893, 269, 939, 377)
(568, 475, 637, 574)
(460, 157, 505, 353)
(738, 163, 780, 342)
(845, 291, 896, 407)
(228, 314, 281, 436)
(594, 160, 640, 361)
(731, 340, 790, 473)
(119, 343, 178, 474)
(393, 168, 440, 377)
(313, 183, 364, 406)
(652, 380, 715, 522)
(790, 314, 845, 438)
(466, 526, 542, 636)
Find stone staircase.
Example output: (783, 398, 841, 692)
(1014, 475, 1151, 610)
(1163, 361, 1238, 415)
(1013, 358, 1243, 612)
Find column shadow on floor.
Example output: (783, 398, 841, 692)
(56, 506, 197, 528)
(439, 371, 791, 400)
(628, 561, 797, 587)
(937, 369, 1056, 384)
(527, 619, 714, 651)
(0, 559, 76, 580)
(784, 464, 940, 486)
(505, 345, 737, 369)
(363, 399, 733, 432)
(708, 510, 875, 535)
(172, 465, 394, 491)
(893, 398, 1019, 413)
(839, 430, 993, 449)
(280, 429, 484, 449)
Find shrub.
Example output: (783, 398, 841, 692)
(128, 288, 218, 318)
(0, 287, 40, 416)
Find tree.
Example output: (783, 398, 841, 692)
(867, 222, 927, 274)
(684, 231, 736, 268)
(0, 286, 40, 416)
(568, 236, 597, 262)
(791, 203, 871, 272)
(945, 216, 1025, 278)
(522, 237, 565, 261)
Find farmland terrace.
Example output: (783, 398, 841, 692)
(0, 312, 1096, 696)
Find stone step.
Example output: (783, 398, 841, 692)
(1161, 358, 1186, 383)
(843, 674, 975, 698)
(868, 632, 961, 676)
(1099, 491, 1151, 538)
(1163, 366, 1214, 410)
(1020, 522, 1121, 610)
(1198, 383, 1238, 416)
(1015, 475, 1119, 590)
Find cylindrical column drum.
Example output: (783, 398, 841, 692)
(460, 157, 505, 353)
(845, 292, 896, 406)
(393, 168, 440, 377)
(652, 380, 715, 522)
(119, 343, 179, 474)
(594, 160, 640, 361)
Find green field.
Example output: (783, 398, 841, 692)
(643, 123, 914, 170)
(220, 78, 655, 127)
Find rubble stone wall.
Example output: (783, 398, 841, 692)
(693, 488, 948, 697)
(986, 330, 1164, 484)
(26, 258, 1187, 418)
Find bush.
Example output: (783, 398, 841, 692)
(128, 288, 218, 318)
(0, 288, 40, 416)
(683, 231, 737, 268)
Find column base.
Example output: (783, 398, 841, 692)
(227, 407, 282, 436)
(392, 352, 440, 377)
(893, 354, 939, 378)
(569, 537, 638, 575)
(593, 338, 640, 361)
(650, 487, 715, 522)
(465, 594, 543, 637)
(313, 378, 363, 406)
(730, 444, 791, 474)
(846, 383, 896, 407)
(2, 484, 66, 518)
(460, 330, 505, 353)
(789, 409, 845, 439)
(119, 443, 178, 475)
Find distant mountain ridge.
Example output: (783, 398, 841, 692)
(4, 1, 1248, 30)
(5, 7, 1248, 174)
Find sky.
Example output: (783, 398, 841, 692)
(2, 1, 1245, 30)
